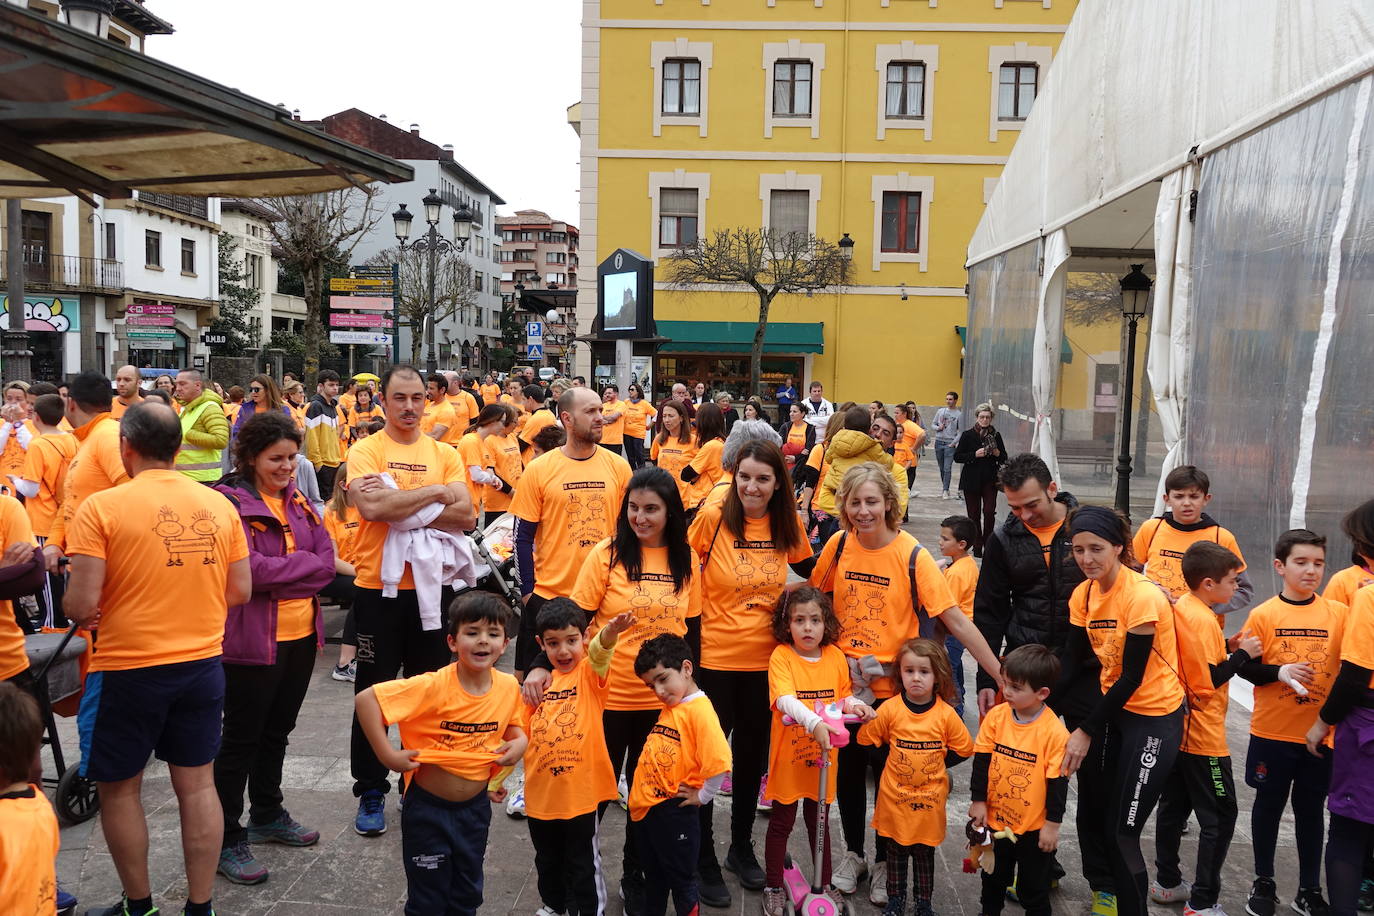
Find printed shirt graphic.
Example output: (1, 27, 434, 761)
(973, 703, 1069, 833)
(48, 413, 129, 551)
(67, 470, 249, 672)
(572, 540, 698, 710)
(510, 448, 632, 599)
(481, 383, 501, 405)
(628, 693, 732, 820)
(374, 665, 521, 782)
(650, 435, 697, 507)
(0, 787, 59, 916)
(766, 644, 851, 804)
(1068, 569, 1184, 717)
(345, 431, 465, 591)
(858, 696, 973, 846)
(944, 554, 979, 619)
(20, 432, 76, 538)
(259, 493, 316, 642)
(0, 496, 36, 680)
(1327, 565, 1374, 608)
(1244, 593, 1348, 744)
(1133, 518, 1247, 601)
(811, 530, 956, 698)
(1337, 586, 1374, 689)
(1172, 592, 1231, 756)
(691, 503, 812, 671)
(520, 656, 616, 819)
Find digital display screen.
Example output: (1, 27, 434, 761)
(602, 271, 638, 331)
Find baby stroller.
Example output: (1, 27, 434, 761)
(462, 512, 522, 608)
(25, 622, 100, 825)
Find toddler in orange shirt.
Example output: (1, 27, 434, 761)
(859, 638, 974, 916)
(0, 681, 60, 916)
(761, 587, 876, 916)
(940, 514, 980, 717)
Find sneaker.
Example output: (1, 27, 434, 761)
(725, 844, 766, 891)
(869, 861, 889, 906)
(217, 841, 268, 885)
(620, 873, 646, 916)
(1186, 906, 1230, 916)
(247, 810, 320, 847)
(331, 660, 356, 682)
(534, 907, 562, 916)
(915, 900, 936, 916)
(84, 898, 161, 916)
(756, 774, 772, 811)
(1092, 891, 1119, 916)
(617, 773, 629, 810)
(179, 908, 215, 916)
(1152, 882, 1193, 905)
(720, 772, 734, 796)
(1247, 879, 1278, 916)
(57, 883, 77, 916)
(832, 851, 867, 895)
(825, 886, 849, 916)
(1359, 879, 1374, 912)
(941, 491, 950, 500)
(699, 856, 732, 909)
(354, 789, 386, 837)
(1292, 888, 1330, 916)
(881, 893, 907, 916)
(505, 785, 526, 818)
(762, 887, 788, 916)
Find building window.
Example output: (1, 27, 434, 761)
(880, 192, 922, 253)
(474, 271, 485, 292)
(663, 58, 701, 115)
(769, 190, 810, 239)
(659, 188, 699, 248)
(773, 60, 812, 117)
(180, 238, 196, 274)
(104, 222, 116, 260)
(244, 252, 263, 289)
(547, 252, 566, 264)
(885, 62, 926, 118)
(998, 63, 1038, 120)
(145, 230, 161, 268)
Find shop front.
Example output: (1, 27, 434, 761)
(652, 320, 822, 403)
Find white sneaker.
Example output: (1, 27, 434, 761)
(832, 851, 867, 895)
(868, 861, 888, 906)
(941, 490, 951, 500)
(505, 785, 526, 818)
(535, 907, 561, 916)
(1151, 881, 1192, 905)
(1185, 905, 1227, 916)
(617, 773, 629, 810)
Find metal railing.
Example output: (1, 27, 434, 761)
(0, 250, 123, 293)
(137, 192, 209, 219)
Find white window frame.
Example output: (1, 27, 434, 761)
(995, 0, 1052, 8)
(880, 0, 939, 7)
(762, 41, 825, 139)
(759, 172, 822, 238)
(651, 39, 713, 138)
(875, 42, 939, 141)
(987, 42, 1053, 141)
(869, 174, 933, 274)
(649, 169, 710, 262)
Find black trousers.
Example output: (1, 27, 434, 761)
(981, 831, 1053, 916)
(837, 695, 891, 860)
(515, 593, 548, 671)
(1154, 752, 1238, 909)
(625, 437, 645, 470)
(1328, 813, 1374, 916)
(214, 634, 317, 846)
(349, 588, 453, 796)
(965, 479, 999, 550)
(317, 464, 338, 501)
(1247, 734, 1331, 888)
(528, 811, 605, 916)
(636, 799, 702, 916)
(605, 707, 659, 891)
(1061, 693, 1114, 894)
(600, 443, 623, 456)
(401, 783, 490, 916)
(697, 668, 770, 859)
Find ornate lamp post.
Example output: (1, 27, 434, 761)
(392, 189, 473, 374)
(1114, 263, 1153, 517)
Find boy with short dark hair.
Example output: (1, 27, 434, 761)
(1150, 542, 1261, 916)
(523, 598, 635, 916)
(1240, 530, 1347, 916)
(355, 593, 527, 916)
(629, 634, 732, 916)
(1133, 465, 1252, 614)
(0, 680, 60, 915)
(940, 514, 980, 717)
(969, 644, 1069, 916)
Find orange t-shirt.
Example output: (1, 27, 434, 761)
(510, 448, 632, 599)
(0, 420, 34, 477)
(519, 409, 559, 460)
(445, 392, 478, 444)
(766, 644, 851, 804)
(700, 472, 734, 512)
(650, 435, 697, 507)
(346, 430, 466, 591)
(1134, 517, 1247, 601)
(260, 493, 317, 642)
(1244, 593, 1348, 744)
(684, 438, 724, 509)
(973, 703, 1069, 833)
(110, 396, 143, 419)
(1068, 569, 1185, 718)
(944, 555, 978, 619)
(521, 651, 616, 819)
(1172, 592, 1232, 756)
(0, 495, 36, 680)
(1327, 565, 1374, 607)
(690, 502, 812, 671)
(858, 696, 973, 846)
(67, 469, 249, 672)
(457, 432, 490, 509)
(811, 531, 956, 698)
(601, 401, 626, 446)
(484, 434, 522, 514)
(786, 422, 809, 454)
(375, 665, 521, 782)
(419, 399, 457, 439)
(48, 413, 129, 551)
(623, 400, 656, 440)
(571, 539, 698, 710)
(628, 693, 732, 820)
(19, 431, 76, 538)
(0, 786, 59, 916)
(1025, 521, 1060, 567)
(324, 503, 361, 566)
(894, 420, 924, 469)
(1337, 586, 1374, 689)
(480, 383, 501, 406)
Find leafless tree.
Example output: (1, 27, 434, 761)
(366, 246, 478, 366)
(1064, 271, 1129, 327)
(663, 228, 851, 396)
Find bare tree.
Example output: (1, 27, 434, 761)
(664, 228, 851, 396)
(1064, 271, 1129, 327)
(366, 246, 478, 366)
(256, 187, 385, 385)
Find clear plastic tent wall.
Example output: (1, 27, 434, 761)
(963, 240, 1038, 458)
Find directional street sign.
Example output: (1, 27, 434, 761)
(526, 343, 544, 360)
(330, 330, 393, 346)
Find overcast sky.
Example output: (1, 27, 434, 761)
(153, 0, 582, 222)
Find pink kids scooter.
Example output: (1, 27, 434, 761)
(780, 701, 860, 916)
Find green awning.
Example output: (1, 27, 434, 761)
(657, 320, 824, 354)
(957, 324, 1073, 362)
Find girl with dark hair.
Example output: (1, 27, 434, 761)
(743, 397, 770, 426)
(651, 399, 697, 508)
(682, 401, 726, 512)
(230, 373, 289, 444)
(780, 402, 816, 472)
(458, 404, 517, 524)
(688, 439, 819, 903)
(347, 387, 383, 444)
(212, 411, 336, 885)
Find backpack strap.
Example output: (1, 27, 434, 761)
(909, 543, 944, 640)
(698, 513, 726, 573)
(818, 531, 848, 594)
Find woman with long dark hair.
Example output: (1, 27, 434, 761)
(230, 373, 289, 443)
(953, 403, 1006, 556)
(743, 397, 771, 426)
(651, 398, 696, 508)
(780, 401, 816, 473)
(682, 401, 726, 513)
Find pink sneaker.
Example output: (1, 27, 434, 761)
(720, 773, 734, 796)
(756, 773, 772, 811)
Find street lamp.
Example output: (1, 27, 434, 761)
(1113, 263, 1153, 518)
(838, 232, 854, 260)
(59, 0, 114, 38)
(392, 188, 473, 374)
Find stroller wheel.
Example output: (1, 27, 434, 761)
(55, 765, 100, 826)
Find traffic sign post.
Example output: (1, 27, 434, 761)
(526, 343, 544, 360)
(330, 330, 394, 346)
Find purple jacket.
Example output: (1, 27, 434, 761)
(213, 475, 336, 666)
(1330, 703, 1374, 824)
(231, 402, 293, 443)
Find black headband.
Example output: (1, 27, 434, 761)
(1069, 505, 1125, 545)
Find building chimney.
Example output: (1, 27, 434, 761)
(293, 109, 301, 121)
(441, 143, 455, 161)
(410, 123, 421, 135)
(379, 113, 388, 122)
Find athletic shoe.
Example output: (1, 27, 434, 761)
(1092, 891, 1119, 916)
(756, 774, 772, 811)
(216, 841, 268, 885)
(83, 898, 160, 916)
(535, 907, 561, 916)
(331, 660, 356, 682)
(880, 893, 907, 916)
(247, 810, 320, 847)
(825, 886, 849, 916)
(56, 883, 77, 916)
(832, 851, 867, 894)
(1152, 882, 1193, 905)
(1291, 888, 1330, 916)
(725, 844, 766, 890)
(1186, 906, 1230, 916)
(915, 900, 936, 916)
(762, 887, 788, 916)
(505, 785, 526, 818)
(941, 491, 950, 500)
(699, 857, 732, 908)
(1247, 879, 1278, 916)
(354, 789, 386, 836)
(1358, 879, 1374, 912)
(617, 773, 629, 810)
(869, 861, 889, 906)
(179, 908, 215, 916)
(720, 772, 733, 796)
(620, 873, 646, 916)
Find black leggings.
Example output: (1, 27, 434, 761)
(1246, 735, 1331, 888)
(837, 695, 890, 861)
(1328, 813, 1374, 916)
(697, 668, 770, 860)
(625, 437, 645, 470)
(604, 707, 659, 889)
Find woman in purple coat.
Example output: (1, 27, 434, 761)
(211, 411, 336, 885)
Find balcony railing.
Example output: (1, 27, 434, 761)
(137, 192, 209, 220)
(0, 250, 123, 293)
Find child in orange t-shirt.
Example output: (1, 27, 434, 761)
(939, 514, 980, 718)
(762, 587, 876, 914)
(858, 638, 974, 916)
(0, 681, 59, 916)
(354, 594, 527, 916)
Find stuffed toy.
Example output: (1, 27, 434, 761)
(962, 819, 1017, 874)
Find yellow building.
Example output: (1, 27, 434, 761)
(575, 0, 1077, 403)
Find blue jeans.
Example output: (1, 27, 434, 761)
(935, 442, 956, 492)
(945, 635, 965, 719)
